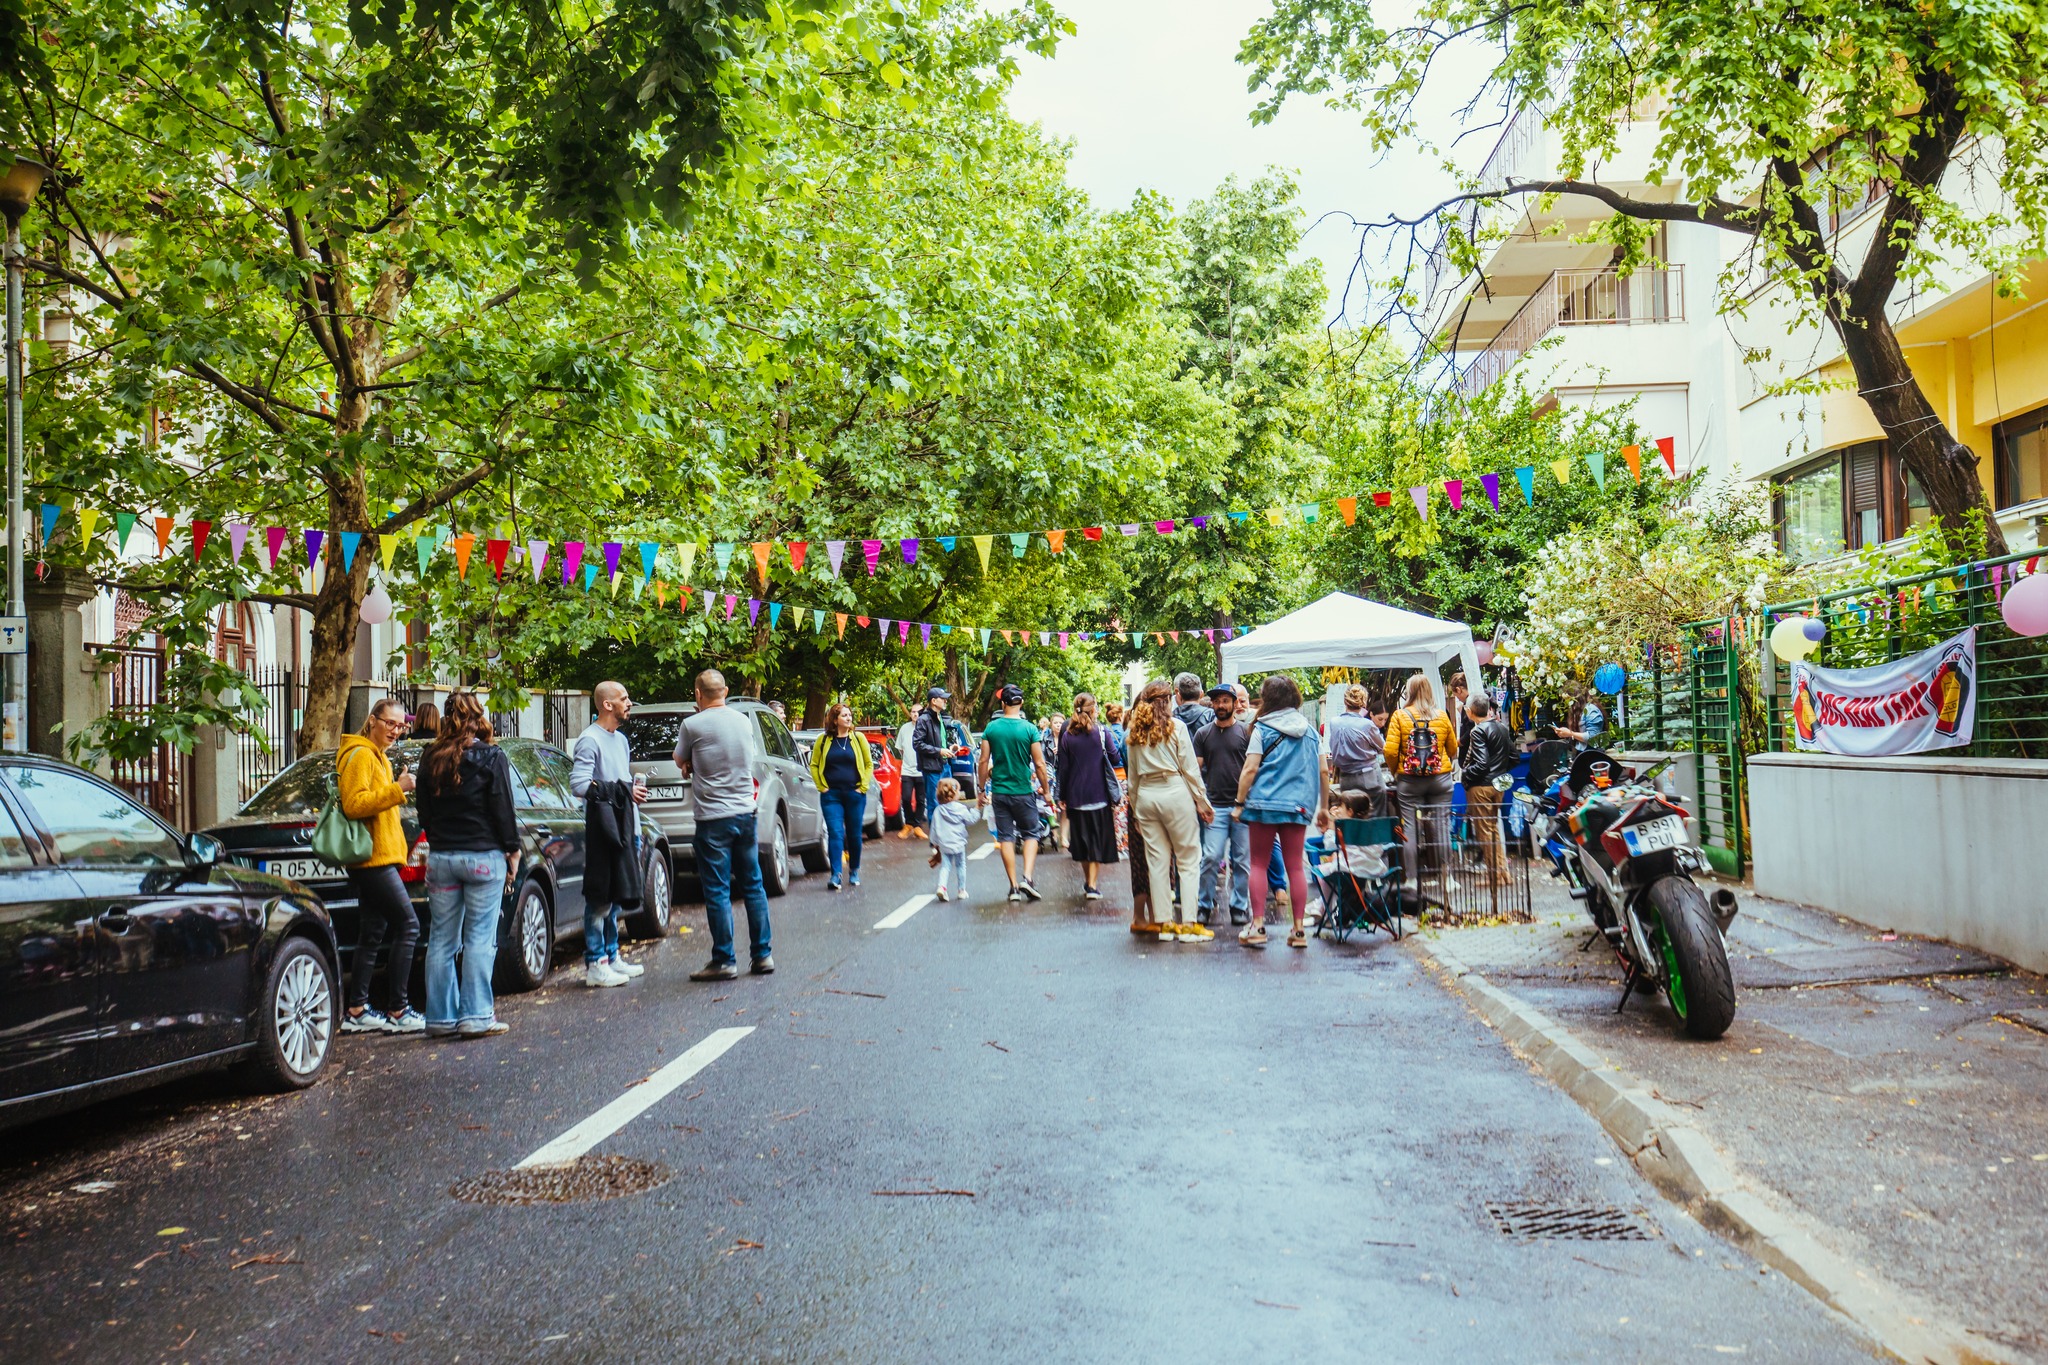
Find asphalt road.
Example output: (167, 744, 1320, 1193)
(2, 832, 1878, 1363)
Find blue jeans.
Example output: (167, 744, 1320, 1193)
(820, 787, 865, 881)
(1199, 808, 1251, 916)
(921, 771, 945, 829)
(424, 849, 506, 1032)
(937, 849, 967, 895)
(697, 812, 771, 966)
(583, 901, 619, 966)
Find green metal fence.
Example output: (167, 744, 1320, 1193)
(1612, 643, 1694, 751)
(1761, 548, 2048, 759)
(1679, 617, 1748, 877)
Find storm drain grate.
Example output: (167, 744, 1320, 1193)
(450, 1155, 672, 1206)
(1485, 1201, 1655, 1241)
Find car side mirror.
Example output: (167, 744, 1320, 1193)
(186, 832, 226, 866)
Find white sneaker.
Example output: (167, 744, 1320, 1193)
(609, 954, 645, 979)
(585, 960, 628, 988)
(935, 886, 950, 902)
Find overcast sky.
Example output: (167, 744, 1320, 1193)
(1003, 0, 1488, 324)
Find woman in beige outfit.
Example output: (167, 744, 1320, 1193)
(1123, 680, 1214, 942)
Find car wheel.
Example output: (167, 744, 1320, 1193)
(238, 937, 335, 1093)
(865, 799, 883, 841)
(629, 850, 673, 938)
(799, 837, 830, 875)
(498, 880, 553, 993)
(760, 811, 792, 897)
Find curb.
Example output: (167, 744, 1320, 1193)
(1410, 935, 2015, 1365)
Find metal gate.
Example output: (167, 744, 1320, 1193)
(1680, 618, 1745, 876)
(99, 644, 194, 830)
(242, 665, 300, 800)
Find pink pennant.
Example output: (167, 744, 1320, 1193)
(724, 594, 737, 620)
(1445, 479, 1464, 511)
(1993, 564, 2005, 600)
(265, 526, 286, 568)
(1058, 631, 1069, 649)
(897, 620, 911, 643)
(562, 541, 584, 585)
(1204, 629, 1215, 643)
(528, 539, 549, 582)
(227, 522, 250, 563)
(861, 540, 881, 575)
(826, 540, 846, 575)
(1154, 520, 1175, 535)
(1409, 486, 1429, 521)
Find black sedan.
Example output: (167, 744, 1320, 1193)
(0, 755, 339, 1131)
(202, 737, 672, 995)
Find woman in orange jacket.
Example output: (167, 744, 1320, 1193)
(1383, 673, 1458, 882)
(336, 697, 420, 1034)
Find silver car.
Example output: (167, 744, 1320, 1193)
(621, 700, 827, 896)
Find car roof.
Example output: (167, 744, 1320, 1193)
(630, 699, 772, 716)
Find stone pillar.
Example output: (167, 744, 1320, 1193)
(23, 566, 99, 761)
(188, 720, 241, 830)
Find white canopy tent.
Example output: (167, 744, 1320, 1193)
(1218, 591, 1483, 697)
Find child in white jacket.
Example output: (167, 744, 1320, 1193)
(928, 778, 980, 901)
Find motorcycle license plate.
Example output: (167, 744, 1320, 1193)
(260, 857, 326, 882)
(1621, 816, 1685, 856)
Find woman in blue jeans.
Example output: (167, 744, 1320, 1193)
(414, 692, 521, 1037)
(807, 702, 873, 890)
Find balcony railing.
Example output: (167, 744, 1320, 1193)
(1424, 103, 1549, 300)
(1456, 265, 1684, 397)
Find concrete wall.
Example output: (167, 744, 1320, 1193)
(1749, 752, 2048, 973)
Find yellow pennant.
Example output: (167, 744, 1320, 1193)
(1266, 506, 1286, 525)
(973, 535, 993, 573)
(77, 507, 101, 548)
(1550, 459, 1572, 485)
(379, 533, 400, 573)
(677, 542, 697, 582)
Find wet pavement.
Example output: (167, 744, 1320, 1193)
(3, 836, 1877, 1363)
(1433, 876, 2048, 1359)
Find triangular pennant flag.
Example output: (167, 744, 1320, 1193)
(1444, 480, 1463, 512)
(451, 533, 474, 577)
(723, 593, 737, 620)
(770, 602, 783, 628)
(339, 530, 361, 571)
(1130, 632, 1142, 649)
(834, 613, 847, 638)
(978, 628, 991, 649)
(1337, 497, 1358, 526)
(116, 511, 138, 553)
(584, 564, 600, 593)
(379, 533, 400, 573)
(1266, 507, 1286, 526)
(751, 542, 771, 583)
(1300, 504, 1319, 523)
(1190, 515, 1210, 530)
(40, 503, 60, 546)
(812, 609, 825, 633)
(973, 535, 993, 572)
(712, 542, 735, 577)
(602, 542, 623, 579)
(639, 542, 659, 583)
(1514, 467, 1536, 504)
(1409, 486, 1430, 521)
(1550, 459, 1572, 485)
(861, 540, 882, 575)
(191, 519, 212, 560)
(528, 540, 549, 582)
(1058, 631, 1069, 649)
(562, 541, 584, 585)
(1039, 631, 1051, 646)
(899, 538, 918, 567)
(1083, 526, 1103, 541)
(1227, 511, 1249, 523)
(939, 624, 952, 635)
(79, 507, 104, 552)
(788, 541, 808, 573)
(1120, 524, 1142, 536)
(1656, 435, 1677, 475)
(898, 621, 911, 643)
(826, 540, 846, 575)
(877, 617, 890, 640)
(411, 530, 431, 575)
(1046, 529, 1066, 554)
(485, 538, 510, 579)
(1481, 473, 1501, 510)
(609, 570, 623, 599)
(672, 542, 695, 584)
(1222, 626, 1235, 641)
(1370, 492, 1391, 508)
(155, 516, 174, 557)
(1204, 629, 1215, 643)
(920, 623, 932, 647)
(1008, 532, 1029, 558)
(305, 528, 326, 569)
(1155, 520, 1176, 535)
(857, 615, 869, 628)
(1586, 447, 1606, 489)
(1168, 630, 1180, 643)
(748, 598, 761, 626)
(937, 536, 957, 553)
(1622, 444, 1642, 481)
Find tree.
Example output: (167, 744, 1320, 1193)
(1241, 0, 2044, 554)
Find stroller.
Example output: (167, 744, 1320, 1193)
(1311, 816, 1406, 942)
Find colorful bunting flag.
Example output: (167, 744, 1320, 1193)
(877, 617, 890, 640)
(1301, 504, 1319, 523)
(1444, 480, 1463, 512)
(901, 538, 919, 567)
(40, 503, 59, 546)
(1155, 520, 1175, 534)
(1046, 529, 1066, 554)
(723, 593, 737, 620)
(812, 609, 825, 633)
(116, 511, 138, 553)
(529, 539, 549, 582)
(1514, 466, 1536, 505)
(748, 598, 761, 626)
(861, 540, 882, 575)
(898, 621, 911, 643)
(1656, 435, 1677, 475)
(826, 540, 845, 575)
(978, 628, 991, 650)
(449, 532, 474, 578)
(1622, 444, 1642, 481)
(80, 508, 104, 551)
(305, 528, 326, 570)
(602, 542, 622, 580)
(973, 535, 993, 572)
(1008, 532, 1028, 558)
(1550, 459, 1572, 485)
(1481, 473, 1501, 510)
(485, 538, 510, 579)
(155, 516, 174, 557)
(1083, 527, 1103, 541)
(1120, 524, 1141, 536)
(563, 541, 584, 585)
(750, 542, 771, 583)
(677, 542, 697, 582)
(1370, 492, 1391, 508)
(191, 519, 212, 560)
(770, 602, 783, 628)
(1586, 447, 1606, 489)
(1337, 497, 1358, 526)
(1410, 486, 1429, 521)
(920, 623, 932, 647)
(411, 530, 431, 575)
(834, 613, 847, 638)
(789, 542, 808, 573)
(339, 530, 361, 571)
(379, 533, 400, 573)
(639, 543, 659, 583)
(1190, 516, 1209, 530)
(581, 563, 597, 592)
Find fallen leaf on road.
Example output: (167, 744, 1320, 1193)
(825, 988, 886, 999)
(460, 1125, 487, 1132)
(131, 1251, 170, 1271)
(156, 1227, 188, 1237)
(231, 1253, 302, 1270)
(1253, 1300, 1299, 1310)
(771, 1108, 809, 1122)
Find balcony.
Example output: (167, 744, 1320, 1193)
(1456, 265, 1684, 397)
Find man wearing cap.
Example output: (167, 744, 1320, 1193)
(978, 683, 1051, 901)
(1192, 683, 1252, 925)
(911, 686, 955, 839)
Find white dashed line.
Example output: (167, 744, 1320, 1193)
(516, 1027, 754, 1169)
(968, 842, 999, 861)
(874, 893, 936, 930)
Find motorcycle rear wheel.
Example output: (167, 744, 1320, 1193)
(1646, 876, 1737, 1040)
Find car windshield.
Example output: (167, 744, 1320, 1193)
(242, 743, 424, 816)
(621, 712, 687, 761)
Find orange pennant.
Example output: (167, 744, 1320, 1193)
(834, 612, 847, 638)
(452, 533, 476, 578)
(1622, 444, 1642, 481)
(1046, 529, 1066, 554)
(1337, 497, 1358, 526)
(654, 580, 667, 608)
(154, 516, 173, 557)
(751, 541, 772, 584)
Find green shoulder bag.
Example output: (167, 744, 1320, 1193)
(312, 748, 377, 868)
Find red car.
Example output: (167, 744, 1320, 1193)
(856, 726, 904, 827)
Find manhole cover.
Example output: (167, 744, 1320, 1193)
(450, 1155, 672, 1205)
(1485, 1201, 1654, 1241)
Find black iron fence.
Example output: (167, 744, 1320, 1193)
(98, 644, 194, 830)
(1400, 800, 1534, 927)
(241, 664, 300, 800)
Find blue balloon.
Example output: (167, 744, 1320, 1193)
(1594, 662, 1627, 695)
(1802, 618, 1827, 643)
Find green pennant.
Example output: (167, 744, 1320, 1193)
(1586, 447, 1607, 489)
(115, 511, 137, 553)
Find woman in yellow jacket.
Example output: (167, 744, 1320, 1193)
(807, 703, 873, 890)
(336, 697, 421, 1034)
(1383, 673, 1458, 883)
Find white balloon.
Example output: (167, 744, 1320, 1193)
(359, 583, 394, 626)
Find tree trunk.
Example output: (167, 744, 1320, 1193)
(296, 475, 375, 752)
(1834, 309, 2006, 556)
(801, 665, 834, 729)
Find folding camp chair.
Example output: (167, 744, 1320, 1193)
(1315, 816, 1405, 942)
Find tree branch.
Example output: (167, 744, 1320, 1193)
(376, 461, 496, 536)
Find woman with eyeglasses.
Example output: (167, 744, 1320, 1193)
(337, 697, 421, 1034)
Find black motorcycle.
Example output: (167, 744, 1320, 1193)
(1524, 750, 1739, 1040)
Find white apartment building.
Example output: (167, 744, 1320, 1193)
(1430, 102, 2048, 561)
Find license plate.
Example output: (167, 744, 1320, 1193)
(1621, 816, 1686, 856)
(260, 857, 327, 882)
(647, 784, 688, 801)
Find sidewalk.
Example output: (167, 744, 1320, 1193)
(1419, 878, 2048, 1361)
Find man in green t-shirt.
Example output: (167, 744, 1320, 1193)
(977, 683, 1050, 902)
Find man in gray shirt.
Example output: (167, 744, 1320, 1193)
(1323, 683, 1386, 817)
(672, 669, 772, 981)
(572, 680, 649, 988)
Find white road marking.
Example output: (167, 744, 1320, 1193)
(874, 893, 936, 929)
(516, 1027, 754, 1169)
(968, 842, 999, 861)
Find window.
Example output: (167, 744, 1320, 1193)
(1844, 442, 1886, 549)
(1996, 405, 2048, 510)
(620, 712, 686, 763)
(8, 766, 184, 866)
(755, 712, 797, 761)
(1774, 440, 1940, 560)
(533, 752, 581, 811)
(0, 801, 35, 869)
(1776, 457, 1845, 563)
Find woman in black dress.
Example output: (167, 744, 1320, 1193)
(1054, 693, 1120, 900)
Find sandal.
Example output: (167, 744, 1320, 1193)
(1287, 927, 1308, 949)
(1239, 924, 1268, 948)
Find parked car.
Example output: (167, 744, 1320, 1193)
(1, 755, 341, 1131)
(791, 730, 886, 840)
(854, 726, 904, 828)
(619, 700, 826, 893)
(202, 737, 671, 995)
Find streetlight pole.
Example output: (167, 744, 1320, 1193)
(0, 154, 46, 753)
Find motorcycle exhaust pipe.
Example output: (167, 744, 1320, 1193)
(1709, 887, 1739, 933)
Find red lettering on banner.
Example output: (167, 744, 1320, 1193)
(1812, 681, 1931, 728)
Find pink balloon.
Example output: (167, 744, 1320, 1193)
(2002, 572, 2048, 637)
(1475, 642, 1496, 666)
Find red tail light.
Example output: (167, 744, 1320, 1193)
(400, 833, 429, 883)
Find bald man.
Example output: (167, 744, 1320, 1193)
(673, 669, 773, 981)
(572, 680, 649, 987)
